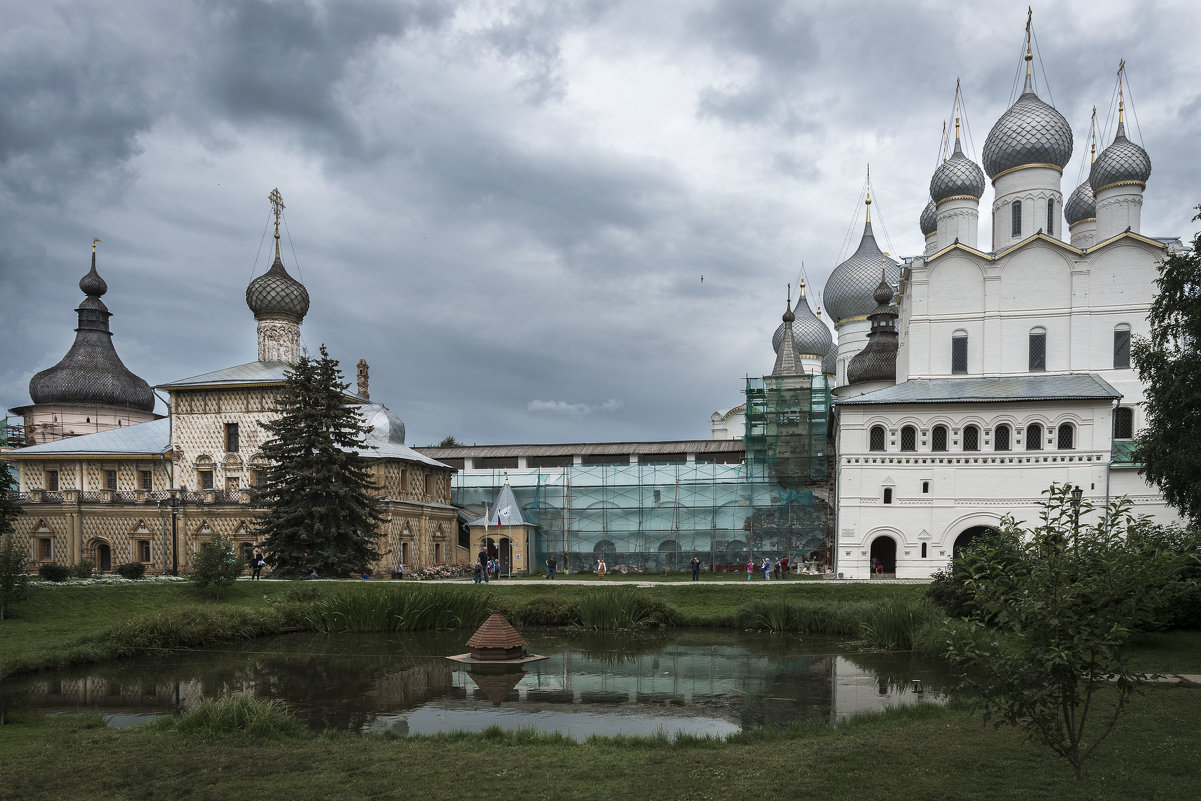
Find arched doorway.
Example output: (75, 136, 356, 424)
(498, 537, 512, 573)
(94, 542, 112, 572)
(869, 535, 896, 575)
(953, 525, 997, 558)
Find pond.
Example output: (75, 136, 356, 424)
(1, 630, 956, 740)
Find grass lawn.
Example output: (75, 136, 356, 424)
(1, 684, 1198, 800)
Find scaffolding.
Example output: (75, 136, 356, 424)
(450, 375, 833, 574)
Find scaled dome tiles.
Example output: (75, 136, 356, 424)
(982, 79, 1073, 179)
(823, 221, 901, 325)
(772, 289, 832, 358)
(929, 139, 985, 203)
(1064, 180, 1096, 225)
(246, 252, 311, 320)
(1089, 122, 1151, 192)
(919, 200, 937, 236)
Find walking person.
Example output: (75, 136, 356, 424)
(251, 550, 264, 581)
(760, 557, 771, 580)
(689, 556, 701, 581)
(780, 555, 789, 580)
(746, 559, 753, 580)
(597, 558, 607, 579)
(545, 555, 557, 580)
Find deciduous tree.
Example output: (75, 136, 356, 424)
(1132, 204, 1201, 523)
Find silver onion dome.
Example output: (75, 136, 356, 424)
(362, 403, 406, 447)
(823, 220, 901, 324)
(246, 249, 310, 320)
(1064, 180, 1096, 225)
(930, 136, 985, 202)
(1089, 121, 1151, 193)
(982, 75, 1073, 179)
(772, 284, 833, 358)
(920, 199, 937, 236)
(821, 342, 837, 376)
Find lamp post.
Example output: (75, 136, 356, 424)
(1069, 485, 1083, 553)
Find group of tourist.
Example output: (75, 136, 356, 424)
(745, 556, 808, 580)
(474, 550, 501, 583)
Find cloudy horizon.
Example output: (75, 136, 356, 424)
(3, 0, 1199, 447)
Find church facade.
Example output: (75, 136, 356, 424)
(7, 194, 462, 575)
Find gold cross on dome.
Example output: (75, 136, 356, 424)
(268, 188, 285, 231)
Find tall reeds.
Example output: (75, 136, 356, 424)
(735, 595, 940, 649)
(303, 585, 492, 633)
(576, 587, 682, 630)
(163, 694, 305, 738)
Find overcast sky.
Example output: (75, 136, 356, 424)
(2, 0, 1199, 446)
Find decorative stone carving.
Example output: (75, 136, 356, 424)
(257, 319, 301, 363)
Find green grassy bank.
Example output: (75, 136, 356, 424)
(1, 684, 1198, 800)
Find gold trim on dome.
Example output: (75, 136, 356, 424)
(1068, 217, 1097, 230)
(835, 314, 870, 326)
(1093, 180, 1147, 194)
(990, 163, 1064, 182)
(935, 194, 981, 206)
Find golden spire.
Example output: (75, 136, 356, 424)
(865, 164, 872, 223)
(799, 278, 807, 298)
(268, 187, 285, 260)
(1025, 7, 1033, 75)
(1117, 59, 1126, 124)
(92, 237, 101, 253)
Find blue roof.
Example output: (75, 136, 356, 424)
(836, 374, 1121, 406)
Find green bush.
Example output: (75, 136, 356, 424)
(509, 595, 580, 626)
(38, 562, 73, 582)
(115, 562, 146, 580)
(166, 694, 305, 738)
(73, 558, 95, 578)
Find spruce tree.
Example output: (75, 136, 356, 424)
(252, 345, 383, 577)
(1132, 204, 1201, 523)
(0, 465, 28, 620)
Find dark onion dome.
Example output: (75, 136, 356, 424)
(846, 272, 899, 385)
(29, 249, 154, 412)
(246, 248, 310, 320)
(930, 134, 985, 202)
(982, 73, 1073, 179)
(1089, 120, 1151, 193)
(920, 199, 937, 237)
(1064, 180, 1096, 225)
(823, 215, 901, 324)
(772, 282, 833, 358)
(822, 342, 837, 376)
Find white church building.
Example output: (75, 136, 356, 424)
(826, 45, 1181, 578)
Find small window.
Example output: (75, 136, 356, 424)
(400, 468, 408, 495)
(434, 542, 442, 562)
(1057, 423, 1075, 450)
(995, 424, 1012, 451)
(104, 470, 117, 490)
(45, 470, 59, 491)
(900, 426, 917, 452)
(1114, 327, 1131, 369)
(38, 538, 52, 560)
(424, 472, 433, 497)
(198, 470, 214, 491)
(1114, 407, 1134, 440)
(1011, 200, 1022, 237)
(1029, 330, 1046, 372)
(963, 425, 980, 451)
(1047, 199, 1055, 236)
(952, 334, 968, 374)
(137, 540, 151, 562)
(225, 423, 240, 453)
(139, 470, 153, 491)
(1026, 423, 1043, 451)
(922, 481, 930, 494)
(921, 542, 928, 558)
(931, 425, 948, 452)
(883, 488, 893, 505)
(869, 425, 886, 452)
(251, 469, 266, 488)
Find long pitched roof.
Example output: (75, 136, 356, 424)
(835, 374, 1121, 406)
(417, 440, 745, 459)
(6, 418, 170, 457)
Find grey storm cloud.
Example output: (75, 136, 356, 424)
(3, 0, 1200, 447)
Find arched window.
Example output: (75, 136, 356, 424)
(1029, 327, 1046, 372)
(1114, 407, 1134, 440)
(1026, 423, 1043, 451)
(952, 332, 968, 374)
(869, 425, 886, 452)
(900, 425, 917, 452)
(931, 425, 948, 452)
(1113, 325, 1131, 369)
(1011, 200, 1022, 237)
(921, 542, 927, 558)
(883, 488, 893, 505)
(1047, 199, 1055, 236)
(1057, 423, 1075, 450)
(995, 424, 1012, 451)
(963, 425, 980, 452)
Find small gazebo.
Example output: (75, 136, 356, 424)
(446, 612, 547, 669)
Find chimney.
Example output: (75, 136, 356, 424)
(356, 359, 370, 399)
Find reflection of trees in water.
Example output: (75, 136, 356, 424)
(837, 650, 956, 696)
